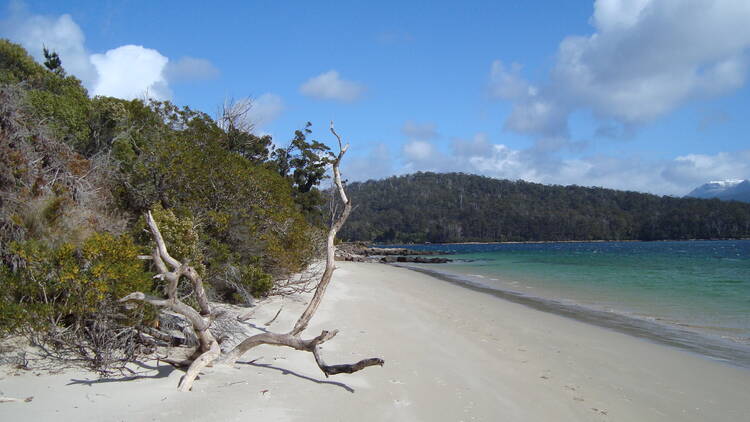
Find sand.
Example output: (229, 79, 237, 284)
(1, 261, 749, 421)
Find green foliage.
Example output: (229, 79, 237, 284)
(87, 96, 130, 155)
(238, 264, 273, 298)
(0, 233, 152, 333)
(341, 172, 750, 243)
(0, 40, 92, 151)
(28, 82, 91, 151)
(0, 39, 46, 84)
(224, 130, 273, 163)
(119, 107, 317, 279)
(43, 47, 65, 77)
(271, 122, 331, 224)
(134, 204, 206, 276)
(0, 42, 326, 341)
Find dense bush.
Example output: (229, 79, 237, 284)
(0, 40, 92, 150)
(134, 204, 206, 276)
(0, 39, 331, 338)
(0, 233, 152, 333)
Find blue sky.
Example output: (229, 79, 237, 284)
(3, 0, 750, 195)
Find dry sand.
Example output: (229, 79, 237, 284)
(1, 261, 749, 421)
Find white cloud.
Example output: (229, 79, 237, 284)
(505, 97, 569, 137)
(403, 140, 437, 162)
(246, 93, 284, 129)
(661, 150, 750, 188)
(592, 0, 652, 31)
(488, 60, 534, 100)
(299, 70, 365, 102)
(402, 120, 438, 140)
(1, 5, 218, 101)
(397, 134, 750, 195)
(491, 0, 750, 137)
(91, 45, 170, 100)
(1, 7, 96, 87)
(476, 0, 750, 194)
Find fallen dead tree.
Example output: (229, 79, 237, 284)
(119, 122, 383, 391)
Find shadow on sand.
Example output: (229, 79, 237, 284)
(66, 358, 356, 393)
(239, 360, 355, 393)
(67, 360, 177, 386)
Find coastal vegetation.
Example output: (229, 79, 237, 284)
(341, 172, 750, 243)
(0, 41, 353, 375)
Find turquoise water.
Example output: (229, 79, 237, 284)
(386, 240, 750, 367)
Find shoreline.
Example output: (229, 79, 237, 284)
(394, 263, 750, 370)
(376, 238, 750, 246)
(2, 262, 749, 421)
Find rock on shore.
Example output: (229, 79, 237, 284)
(335, 242, 451, 263)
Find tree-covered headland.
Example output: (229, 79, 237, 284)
(341, 173, 750, 243)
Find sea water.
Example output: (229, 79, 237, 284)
(385, 240, 750, 368)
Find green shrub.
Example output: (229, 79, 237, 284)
(0, 233, 152, 333)
(239, 264, 274, 298)
(0, 40, 92, 151)
(133, 204, 206, 276)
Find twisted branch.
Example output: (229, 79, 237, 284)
(120, 122, 383, 391)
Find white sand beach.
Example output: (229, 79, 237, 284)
(1, 261, 749, 421)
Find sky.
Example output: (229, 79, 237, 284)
(2, 0, 750, 195)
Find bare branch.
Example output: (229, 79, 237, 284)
(313, 346, 384, 377)
(146, 211, 181, 269)
(289, 122, 352, 336)
(120, 126, 382, 391)
(264, 303, 284, 326)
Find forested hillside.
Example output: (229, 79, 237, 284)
(0, 40, 332, 337)
(340, 173, 750, 243)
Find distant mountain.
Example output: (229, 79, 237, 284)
(686, 179, 750, 203)
(339, 172, 750, 243)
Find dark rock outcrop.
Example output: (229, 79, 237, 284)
(335, 242, 450, 264)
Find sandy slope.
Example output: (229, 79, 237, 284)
(1, 261, 749, 421)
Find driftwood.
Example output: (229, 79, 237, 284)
(0, 396, 33, 403)
(120, 122, 383, 391)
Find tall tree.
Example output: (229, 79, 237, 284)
(272, 122, 332, 223)
(42, 46, 65, 77)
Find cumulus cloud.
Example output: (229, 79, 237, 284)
(396, 134, 750, 195)
(401, 120, 438, 140)
(1, 6, 96, 86)
(1, 5, 218, 100)
(488, 61, 534, 100)
(300, 70, 365, 102)
(246, 93, 284, 129)
(661, 150, 750, 188)
(403, 140, 437, 162)
(475, 0, 750, 194)
(91, 45, 170, 100)
(505, 97, 569, 137)
(490, 0, 750, 138)
(387, 114, 746, 195)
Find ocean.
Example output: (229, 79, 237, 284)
(384, 240, 750, 368)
